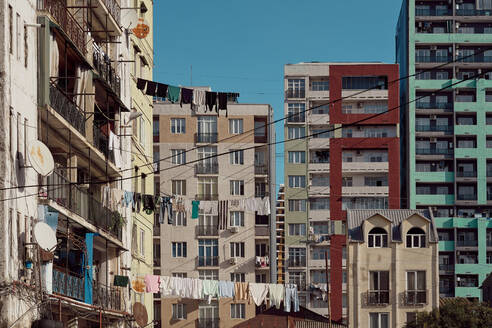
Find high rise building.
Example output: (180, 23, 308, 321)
(153, 94, 275, 328)
(283, 62, 400, 322)
(397, 0, 492, 299)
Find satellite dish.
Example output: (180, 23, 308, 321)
(133, 302, 148, 328)
(27, 140, 54, 177)
(34, 222, 57, 251)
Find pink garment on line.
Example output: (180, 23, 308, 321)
(144, 274, 160, 293)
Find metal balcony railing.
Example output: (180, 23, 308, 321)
(288, 258, 306, 267)
(49, 83, 86, 136)
(457, 194, 477, 201)
(93, 283, 123, 311)
(456, 8, 492, 16)
(45, 170, 122, 240)
(416, 148, 453, 155)
(415, 102, 453, 110)
(53, 268, 84, 301)
(195, 163, 219, 174)
(93, 46, 121, 97)
(285, 89, 306, 98)
(197, 319, 220, 328)
(415, 8, 452, 16)
(404, 290, 427, 305)
(38, 0, 86, 55)
(456, 239, 478, 247)
(415, 124, 453, 133)
(196, 225, 219, 236)
(439, 264, 454, 272)
(287, 114, 306, 123)
(195, 133, 218, 143)
(367, 291, 390, 305)
(457, 55, 492, 63)
(197, 256, 219, 267)
(456, 171, 477, 177)
(102, 0, 121, 24)
(195, 194, 218, 201)
(415, 56, 451, 63)
(255, 164, 268, 175)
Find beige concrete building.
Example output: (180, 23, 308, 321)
(346, 209, 439, 328)
(153, 95, 275, 328)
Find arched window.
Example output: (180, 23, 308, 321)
(368, 227, 388, 248)
(406, 227, 426, 248)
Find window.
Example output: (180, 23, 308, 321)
(133, 48, 138, 77)
(153, 150, 160, 172)
(288, 127, 305, 139)
(139, 228, 145, 256)
(16, 13, 21, 61)
(287, 103, 306, 122)
(288, 248, 306, 267)
(342, 177, 353, 187)
(230, 180, 244, 195)
(230, 150, 244, 165)
(255, 243, 268, 257)
(172, 272, 187, 278)
(230, 273, 245, 282)
(406, 312, 417, 325)
(369, 271, 390, 305)
(287, 79, 305, 97)
(173, 212, 186, 226)
(172, 180, 186, 195)
(289, 223, 306, 236)
(288, 175, 306, 188)
(170, 118, 186, 134)
(24, 22, 27, 67)
(407, 271, 426, 291)
(288, 151, 305, 163)
(198, 240, 218, 265)
(312, 247, 329, 260)
(310, 198, 330, 210)
(311, 80, 329, 91)
(199, 270, 218, 280)
(198, 146, 217, 166)
(229, 119, 243, 134)
(289, 199, 306, 211)
(172, 242, 187, 258)
(197, 116, 218, 142)
(172, 304, 186, 320)
(153, 117, 159, 137)
(312, 270, 327, 284)
(230, 211, 244, 227)
(368, 227, 388, 248)
(139, 117, 146, 146)
(231, 304, 246, 319)
(342, 76, 388, 90)
(256, 273, 267, 283)
(254, 121, 266, 137)
(369, 313, 389, 328)
(230, 242, 245, 258)
(9, 6, 13, 54)
(289, 271, 306, 290)
(312, 104, 330, 115)
(198, 177, 218, 199)
(406, 227, 426, 248)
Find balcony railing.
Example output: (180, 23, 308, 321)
(404, 290, 427, 305)
(93, 283, 123, 311)
(456, 239, 478, 247)
(45, 170, 122, 240)
(93, 124, 114, 165)
(416, 8, 452, 16)
(49, 83, 86, 136)
(416, 102, 453, 110)
(102, 0, 121, 24)
(197, 318, 220, 328)
(195, 133, 218, 143)
(196, 225, 219, 236)
(93, 46, 121, 97)
(285, 89, 305, 99)
(456, 171, 477, 177)
(195, 163, 219, 174)
(415, 124, 453, 133)
(195, 194, 219, 201)
(287, 114, 306, 123)
(38, 0, 86, 55)
(416, 148, 453, 155)
(439, 264, 454, 272)
(456, 8, 492, 16)
(367, 291, 390, 305)
(457, 194, 477, 201)
(197, 256, 219, 267)
(457, 55, 492, 63)
(288, 258, 306, 267)
(255, 164, 268, 175)
(53, 268, 84, 301)
(415, 56, 451, 63)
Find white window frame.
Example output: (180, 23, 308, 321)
(288, 127, 305, 139)
(288, 151, 305, 163)
(199, 270, 219, 280)
(139, 116, 145, 147)
(173, 211, 186, 226)
(406, 229, 426, 248)
(368, 229, 388, 248)
(230, 180, 244, 195)
(230, 211, 244, 227)
(172, 242, 187, 258)
(230, 273, 245, 282)
(172, 303, 186, 320)
(230, 150, 244, 165)
(172, 272, 187, 278)
(139, 228, 145, 256)
(231, 303, 246, 319)
(170, 118, 186, 134)
(230, 242, 245, 258)
(171, 179, 186, 195)
(198, 177, 218, 198)
(369, 312, 389, 328)
(229, 119, 243, 134)
(288, 199, 306, 212)
(288, 175, 306, 188)
(288, 223, 306, 236)
(171, 149, 186, 165)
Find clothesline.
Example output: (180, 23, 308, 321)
(136, 78, 240, 116)
(139, 274, 300, 312)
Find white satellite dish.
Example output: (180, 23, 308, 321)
(27, 140, 54, 177)
(34, 222, 57, 251)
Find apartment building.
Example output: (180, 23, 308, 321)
(129, 0, 155, 322)
(346, 209, 439, 328)
(0, 0, 135, 326)
(397, 0, 492, 299)
(283, 62, 400, 322)
(153, 96, 275, 328)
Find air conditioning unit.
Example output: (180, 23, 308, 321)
(230, 257, 238, 265)
(230, 227, 239, 233)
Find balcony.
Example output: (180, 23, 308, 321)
(457, 194, 477, 201)
(416, 102, 453, 110)
(45, 170, 122, 240)
(38, 0, 86, 55)
(196, 225, 219, 237)
(195, 133, 218, 143)
(416, 8, 452, 16)
(285, 89, 306, 99)
(53, 268, 84, 301)
(93, 283, 123, 311)
(195, 163, 219, 175)
(415, 56, 451, 63)
(287, 114, 305, 123)
(439, 264, 454, 272)
(93, 125, 114, 164)
(197, 318, 220, 328)
(101, 0, 121, 24)
(288, 258, 306, 268)
(456, 8, 492, 16)
(366, 291, 390, 306)
(93, 46, 121, 97)
(457, 55, 492, 63)
(196, 256, 219, 267)
(195, 194, 218, 201)
(416, 148, 453, 155)
(49, 83, 86, 136)
(415, 124, 453, 133)
(456, 240, 478, 247)
(255, 164, 268, 175)
(404, 290, 427, 305)
(456, 171, 477, 178)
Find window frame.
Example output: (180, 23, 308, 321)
(170, 118, 186, 134)
(230, 180, 245, 195)
(172, 303, 187, 320)
(229, 119, 243, 134)
(171, 179, 186, 195)
(368, 228, 388, 248)
(230, 149, 244, 165)
(230, 242, 245, 258)
(230, 211, 245, 227)
(406, 228, 426, 248)
(230, 303, 246, 319)
(172, 241, 187, 258)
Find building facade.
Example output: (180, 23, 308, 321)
(397, 0, 492, 299)
(153, 96, 275, 327)
(346, 209, 439, 328)
(276, 184, 286, 284)
(283, 62, 400, 322)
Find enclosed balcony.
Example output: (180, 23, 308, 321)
(195, 133, 218, 144)
(195, 163, 219, 175)
(415, 6, 452, 16)
(196, 256, 219, 267)
(404, 290, 427, 305)
(196, 225, 219, 237)
(285, 89, 306, 99)
(197, 318, 220, 328)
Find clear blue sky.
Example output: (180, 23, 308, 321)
(153, 0, 403, 190)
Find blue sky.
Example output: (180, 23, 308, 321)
(153, 0, 403, 190)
